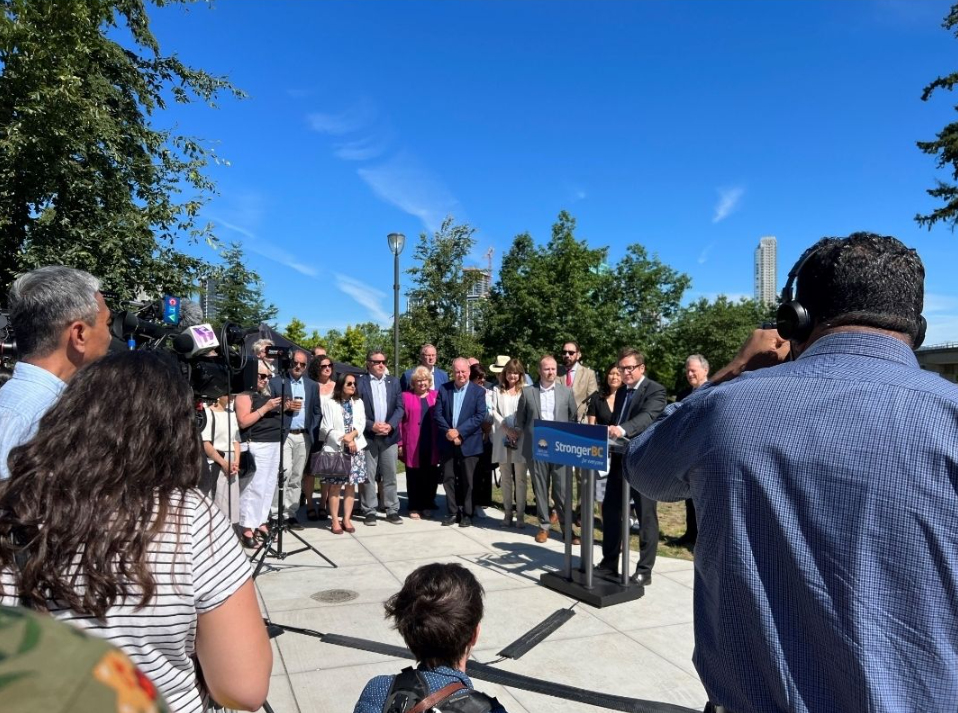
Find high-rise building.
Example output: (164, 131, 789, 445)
(463, 266, 492, 335)
(754, 236, 777, 305)
(200, 277, 220, 322)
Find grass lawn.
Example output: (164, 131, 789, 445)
(489, 481, 695, 562)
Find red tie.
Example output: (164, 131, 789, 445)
(566, 370, 573, 387)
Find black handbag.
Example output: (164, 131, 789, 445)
(310, 449, 350, 477)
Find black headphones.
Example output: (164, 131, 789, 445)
(776, 243, 927, 348)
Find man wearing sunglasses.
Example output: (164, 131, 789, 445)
(268, 349, 322, 530)
(356, 350, 405, 525)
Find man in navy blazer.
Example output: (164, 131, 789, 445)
(268, 349, 322, 528)
(434, 357, 488, 527)
(400, 343, 449, 391)
(356, 349, 405, 525)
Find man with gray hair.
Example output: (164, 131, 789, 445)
(670, 354, 710, 549)
(0, 266, 113, 479)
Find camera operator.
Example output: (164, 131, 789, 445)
(625, 233, 958, 713)
(0, 266, 112, 480)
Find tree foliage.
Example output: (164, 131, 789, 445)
(480, 211, 690, 379)
(332, 325, 368, 367)
(653, 296, 776, 392)
(397, 216, 484, 369)
(916, 3, 958, 230)
(0, 0, 243, 298)
(210, 242, 277, 329)
(283, 317, 308, 346)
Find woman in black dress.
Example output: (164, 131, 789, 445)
(587, 362, 623, 427)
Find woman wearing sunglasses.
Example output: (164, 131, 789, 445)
(306, 355, 337, 521)
(318, 372, 368, 534)
(234, 360, 284, 548)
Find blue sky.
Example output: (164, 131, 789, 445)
(148, 0, 958, 345)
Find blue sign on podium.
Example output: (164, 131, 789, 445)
(531, 420, 610, 471)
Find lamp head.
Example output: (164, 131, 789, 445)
(387, 232, 406, 255)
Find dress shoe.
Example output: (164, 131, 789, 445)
(386, 513, 403, 524)
(343, 522, 356, 534)
(306, 508, 321, 522)
(286, 517, 304, 531)
(330, 524, 344, 535)
(241, 533, 259, 549)
(629, 570, 652, 586)
(549, 509, 559, 525)
(459, 516, 472, 528)
(535, 529, 549, 544)
(317, 507, 329, 521)
(441, 515, 458, 527)
(595, 558, 619, 576)
(364, 512, 377, 526)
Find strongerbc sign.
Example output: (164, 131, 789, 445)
(532, 420, 610, 470)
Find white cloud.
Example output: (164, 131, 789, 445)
(357, 150, 459, 233)
(212, 216, 318, 278)
(698, 242, 714, 264)
(333, 134, 387, 161)
(335, 273, 391, 324)
(307, 99, 376, 136)
(713, 187, 745, 223)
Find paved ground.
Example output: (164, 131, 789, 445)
(251, 484, 706, 713)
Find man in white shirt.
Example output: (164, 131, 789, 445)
(514, 356, 578, 544)
(0, 266, 112, 479)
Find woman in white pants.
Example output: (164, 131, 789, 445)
(235, 361, 283, 548)
(489, 357, 528, 528)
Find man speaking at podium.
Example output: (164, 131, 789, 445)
(625, 233, 958, 713)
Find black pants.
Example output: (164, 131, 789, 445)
(601, 455, 658, 574)
(684, 498, 698, 541)
(442, 451, 478, 516)
(472, 441, 494, 507)
(406, 464, 440, 512)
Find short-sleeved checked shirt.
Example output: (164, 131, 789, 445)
(626, 332, 958, 713)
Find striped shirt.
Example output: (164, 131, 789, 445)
(625, 333, 958, 712)
(1, 490, 252, 713)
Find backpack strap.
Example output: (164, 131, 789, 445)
(383, 667, 429, 713)
(408, 681, 467, 713)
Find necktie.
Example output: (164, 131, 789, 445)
(566, 370, 573, 387)
(617, 388, 635, 426)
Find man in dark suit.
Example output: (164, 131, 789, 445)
(515, 355, 579, 544)
(269, 349, 322, 529)
(400, 343, 450, 391)
(356, 349, 405, 525)
(598, 347, 667, 584)
(434, 358, 488, 528)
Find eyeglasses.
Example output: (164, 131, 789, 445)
(293, 361, 307, 367)
(618, 364, 640, 372)
(344, 381, 356, 387)
(257, 374, 269, 379)
(561, 350, 577, 355)
(368, 359, 386, 365)
(320, 364, 333, 369)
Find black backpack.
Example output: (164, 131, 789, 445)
(382, 667, 498, 713)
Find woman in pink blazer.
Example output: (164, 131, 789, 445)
(399, 366, 441, 519)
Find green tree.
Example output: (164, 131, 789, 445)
(480, 211, 689, 378)
(398, 216, 484, 369)
(916, 3, 958, 230)
(283, 317, 308, 346)
(0, 0, 243, 297)
(333, 325, 367, 367)
(655, 296, 776, 392)
(210, 242, 277, 328)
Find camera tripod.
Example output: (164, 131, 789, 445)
(250, 372, 337, 578)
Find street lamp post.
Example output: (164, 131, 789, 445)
(387, 232, 406, 376)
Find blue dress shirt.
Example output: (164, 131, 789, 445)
(289, 376, 306, 430)
(452, 381, 468, 426)
(625, 333, 958, 713)
(0, 362, 67, 479)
